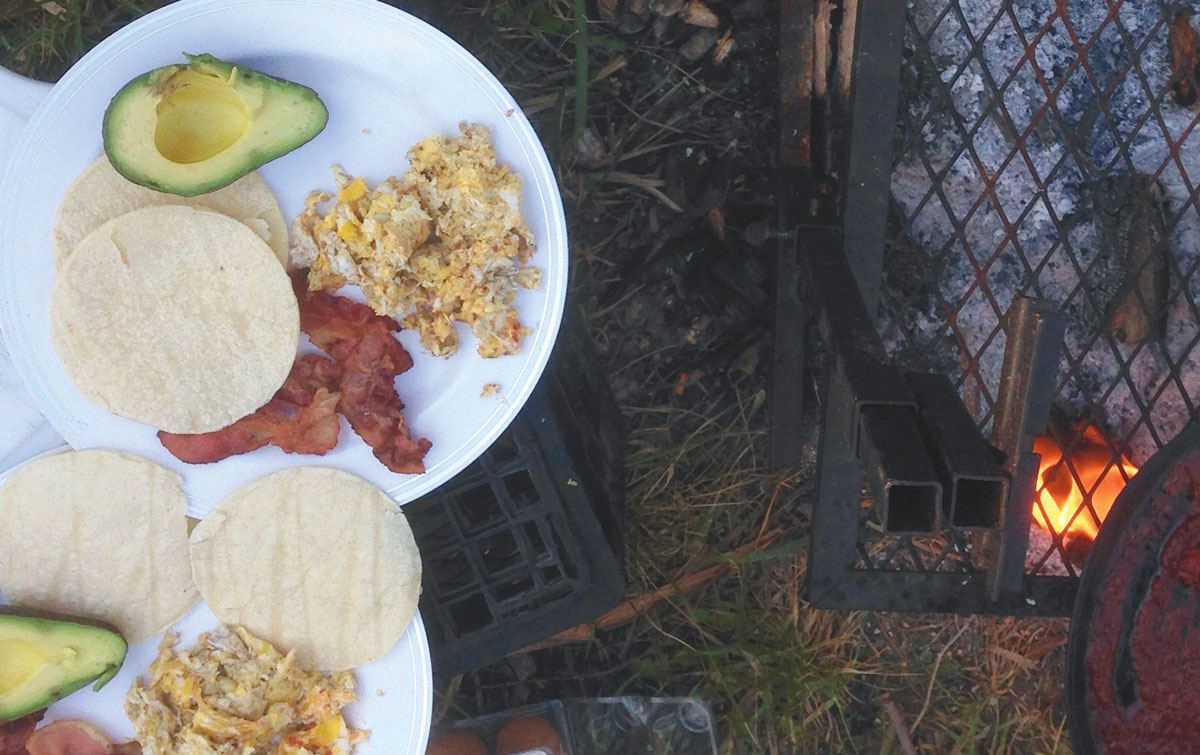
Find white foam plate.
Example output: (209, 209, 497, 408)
(0, 447, 434, 753)
(0, 0, 568, 515)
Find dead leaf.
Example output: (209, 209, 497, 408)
(681, 29, 720, 61)
(597, 0, 620, 21)
(593, 54, 628, 82)
(708, 205, 726, 239)
(713, 28, 736, 64)
(650, 0, 685, 16)
(652, 14, 671, 40)
(730, 343, 759, 377)
(987, 645, 1037, 671)
(40, 1, 66, 16)
(1170, 10, 1200, 106)
(682, 0, 720, 28)
(619, 11, 649, 35)
(573, 126, 608, 165)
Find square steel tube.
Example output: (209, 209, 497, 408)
(907, 373, 1008, 530)
(858, 404, 943, 534)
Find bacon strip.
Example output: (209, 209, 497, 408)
(159, 354, 342, 463)
(293, 274, 432, 474)
(0, 710, 44, 755)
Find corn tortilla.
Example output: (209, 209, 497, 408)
(0, 449, 198, 644)
(53, 156, 289, 268)
(190, 467, 422, 671)
(49, 205, 299, 434)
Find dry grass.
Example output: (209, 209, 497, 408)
(615, 390, 1071, 752)
(865, 614, 1072, 754)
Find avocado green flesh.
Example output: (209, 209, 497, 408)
(0, 615, 127, 722)
(103, 53, 328, 197)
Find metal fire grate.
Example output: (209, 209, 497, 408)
(800, 0, 1200, 614)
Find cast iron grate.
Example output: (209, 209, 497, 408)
(404, 309, 627, 677)
(872, 0, 1200, 581)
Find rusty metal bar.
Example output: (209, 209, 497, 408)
(770, 0, 820, 470)
(779, 0, 815, 168)
(988, 295, 1067, 599)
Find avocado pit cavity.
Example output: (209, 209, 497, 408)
(154, 68, 250, 164)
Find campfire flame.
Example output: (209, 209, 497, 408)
(1032, 425, 1139, 541)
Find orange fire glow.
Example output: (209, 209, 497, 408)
(1032, 425, 1139, 541)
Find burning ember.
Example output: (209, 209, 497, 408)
(1033, 425, 1139, 542)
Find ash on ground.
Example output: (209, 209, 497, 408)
(885, 0, 1200, 475)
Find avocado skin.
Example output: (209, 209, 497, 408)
(103, 53, 328, 197)
(0, 614, 128, 722)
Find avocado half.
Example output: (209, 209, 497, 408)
(103, 53, 328, 197)
(0, 614, 127, 722)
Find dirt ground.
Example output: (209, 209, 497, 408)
(1, 0, 1075, 752)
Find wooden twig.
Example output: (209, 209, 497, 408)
(430, 674, 461, 726)
(606, 171, 684, 212)
(880, 694, 919, 755)
(510, 528, 785, 654)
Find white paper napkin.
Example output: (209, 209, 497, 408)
(0, 324, 63, 471)
(0, 71, 58, 471)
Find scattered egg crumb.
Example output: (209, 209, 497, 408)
(481, 383, 501, 397)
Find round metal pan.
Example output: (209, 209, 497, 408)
(1066, 420, 1200, 753)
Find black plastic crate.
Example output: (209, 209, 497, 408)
(405, 307, 626, 677)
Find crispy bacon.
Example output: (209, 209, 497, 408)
(293, 273, 432, 474)
(159, 354, 342, 463)
(0, 710, 44, 755)
(293, 273, 413, 373)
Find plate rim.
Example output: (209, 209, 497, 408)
(0, 0, 568, 510)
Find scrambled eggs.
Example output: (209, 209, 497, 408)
(291, 122, 541, 358)
(125, 625, 366, 754)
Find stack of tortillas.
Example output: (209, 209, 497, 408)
(1, 452, 422, 670)
(0, 448, 197, 644)
(53, 156, 289, 267)
(49, 156, 298, 433)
